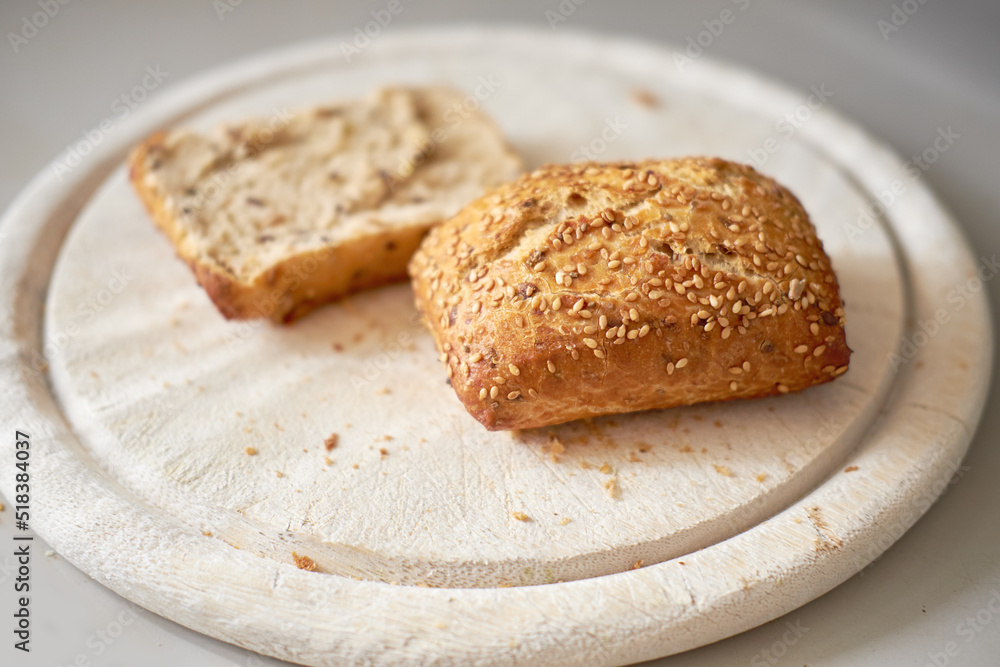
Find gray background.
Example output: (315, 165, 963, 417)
(1, 1, 998, 665)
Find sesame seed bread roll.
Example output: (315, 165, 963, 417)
(129, 87, 523, 322)
(409, 157, 851, 431)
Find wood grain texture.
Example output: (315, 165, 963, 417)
(0, 28, 991, 667)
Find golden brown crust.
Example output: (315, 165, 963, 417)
(409, 158, 851, 430)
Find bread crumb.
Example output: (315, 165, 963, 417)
(512, 512, 532, 522)
(579, 461, 593, 470)
(245, 446, 258, 456)
(332, 342, 344, 352)
(202, 531, 213, 537)
(324, 433, 339, 451)
(379, 448, 389, 459)
(45, 550, 56, 558)
(275, 470, 285, 478)
(235, 411, 243, 417)
(637, 443, 651, 453)
(352, 463, 359, 469)
(713, 464, 733, 477)
(376, 387, 391, 395)
(273, 422, 284, 431)
(714, 420, 723, 428)
(627, 452, 642, 463)
(559, 517, 572, 526)
(679, 444, 693, 453)
(756, 473, 768, 482)
(0, 502, 5, 511)
(382, 434, 394, 441)
(243, 427, 253, 434)
(604, 477, 620, 499)
(292, 552, 317, 572)
(631, 559, 644, 570)
(631, 88, 660, 108)
(844, 465, 859, 473)
(600, 462, 613, 475)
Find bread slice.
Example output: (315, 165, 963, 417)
(129, 87, 523, 322)
(409, 158, 851, 431)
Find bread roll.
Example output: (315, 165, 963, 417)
(409, 157, 850, 430)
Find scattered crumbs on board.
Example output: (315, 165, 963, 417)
(713, 464, 733, 477)
(604, 478, 620, 499)
(324, 433, 339, 451)
(756, 473, 768, 483)
(600, 463, 613, 475)
(512, 512, 532, 522)
(245, 446, 257, 456)
(844, 465, 859, 473)
(559, 517, 572, 526)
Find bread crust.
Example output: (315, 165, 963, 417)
(128, 89, 522, 323)
(409, 158, 851, 430)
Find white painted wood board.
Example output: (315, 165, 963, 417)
(0, 27, 991, 666)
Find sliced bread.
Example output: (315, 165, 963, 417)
(128, 86, 523, 322)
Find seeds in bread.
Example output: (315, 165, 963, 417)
(409, 157, 850, 431)
(129, 86, 523, 322)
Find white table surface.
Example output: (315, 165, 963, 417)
(1, 1, 998, 665)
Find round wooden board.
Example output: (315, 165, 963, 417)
(0, 28, 991, 666)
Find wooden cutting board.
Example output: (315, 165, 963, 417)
(0, 27, 991, 667)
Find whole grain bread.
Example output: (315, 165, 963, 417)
(409, 158, 850, 431)
(129, 87, 523, 322)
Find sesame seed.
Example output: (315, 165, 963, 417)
(649, 290, 665, 299)
(509, 364, 520, 375)
(528, 388, 538, 397)
(639, 324, 650, 337)
(547, 360, 556, 373)
(794, 344, 808, 354)
(594, 349, 606, 359)
(584, 325, 598, 334)
(743, 361, 751, 371)
(626, 292, 639, 302)
(627, 330, 639, 339)
(533, 261, 546, 272)
(508, 391, 520, 400)
(553, 297, 562, 310)
(605, 328, 617, 339)
(676, 358, 689, 368)
(583, 338, 598, 349)
(822, 365, 836, 373)
(599, 315, 608, 329)
(580, 310, 592, 319)
(721, 327, 732, 339)
(571, 349, 580, 360)
(608, 260, 622, 269)
(813, 345, 827, 357)
(730, 381, 738, 391)
(729, 366, 743, 375)
(573, 298, 585, 313)
(479, 388, 487, 400)
(777, 384, 790, 393)
(789, 279, 805, 300)
(490, 386, 499, 399)
(810, 322, 820, 335)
